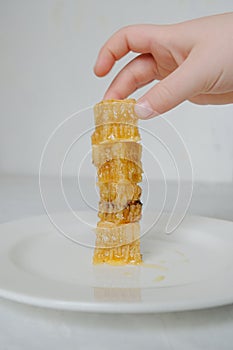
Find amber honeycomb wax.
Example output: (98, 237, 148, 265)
(91, 123, 141, 145)
(98, 182, 142, 205)
(98, 200, 142, 224)
(92, 142, 142, 168)
(92, 99, 143, 265)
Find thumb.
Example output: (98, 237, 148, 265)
(135, 53, 204, 119)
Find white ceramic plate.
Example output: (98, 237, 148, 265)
(0, 212, 233, 313)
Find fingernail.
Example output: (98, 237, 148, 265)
(134, 100, 159, 119)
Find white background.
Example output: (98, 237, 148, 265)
(0, 3, 233, 349)
(0, 0, 233, 183)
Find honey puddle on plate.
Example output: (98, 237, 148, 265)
(142, 263, 168, 271)
(153, 275, 165, 283)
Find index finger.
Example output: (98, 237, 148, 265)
(94, 24, 156, 77)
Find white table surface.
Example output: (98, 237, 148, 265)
(0, 175, 233, 350)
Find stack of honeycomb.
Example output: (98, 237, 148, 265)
(92, 99, 143, 265)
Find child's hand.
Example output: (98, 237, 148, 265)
(94, 12, 233, 119)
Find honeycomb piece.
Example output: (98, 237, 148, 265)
(98, 182, 142, 206)
(93, 221, 142, 265)
(92, 99, 143, 265)
(92, 142, 142, 168)
(97, 159, 142, 183)
(95, 221, 140, 246)
(91, 123, 141, 145)
(93, 241, 142, 265)
(94, 99, 138, 127)
(98, 200, 142, 224)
